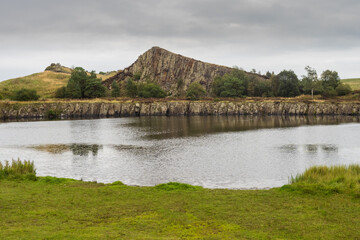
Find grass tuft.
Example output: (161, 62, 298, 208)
(155, 182, 203, 191)
(281, 165, 360, 196)
(0, 159, 36, 180)
(38, 176, 77, 184)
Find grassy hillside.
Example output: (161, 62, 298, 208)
(0, 71, 70, 99)
(0, 70, 117, 99)
(341, 78, 360, 91)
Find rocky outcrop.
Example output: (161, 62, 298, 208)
(1, 101, 360, 120)
(45, 63, 72, 74)
(103, 47, 267, 96)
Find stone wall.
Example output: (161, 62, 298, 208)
(1, 101, 360, 120)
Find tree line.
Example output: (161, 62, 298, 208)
(6, 66, 352, 101)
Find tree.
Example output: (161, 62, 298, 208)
(302, 66, 318, 98)
(277, 70, 300, 97)
(126, 78, 138, 97)
(186, 82, 206, 100)
(55, 86, 67, 98)
(335, 83, 352, 96)
(65, 77, 81, 99)
(69, 67, 88, 98)
(111, 81, 121, 97)
(83, 72, 106, 98)
(212, 69, 247, 97)
(138, 82, 166, 98)
(321, 70, 340, 89)
(12, 88, 40, 101)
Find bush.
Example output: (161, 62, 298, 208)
(336, 83, 352, 96)
(186, 82, 206, 100)
(12, 88, 40, 101)
(83, 73, 106, 98)
(138, 82, 166, 98)
(126, 78, 138, 97)
(55, 86, 67, 98)
(111, 81, 121, 97)
(0, 93, 3, 100)
(322, 86, 337, 98)
(212, 69, 247, 97)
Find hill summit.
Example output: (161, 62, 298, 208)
(104, 47, 258, 96)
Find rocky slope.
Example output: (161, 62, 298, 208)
(104, 47, 267, 96)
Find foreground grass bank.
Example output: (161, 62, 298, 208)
(1, 161, 360, 239)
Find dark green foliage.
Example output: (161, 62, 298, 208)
(155, 182, 203, 191)
(177, 79, 184, 89)
(46, 109, 62, 120)
(212, 69, 248, 97)
(11, 88, 40, 101)
(335, 83, 352, 96)
(54, 86, 66, 98)
(322, 86, 337, 98)
(186, 82, 206, 100)
(0, 159, 36, 180)
(0, 93, 3, 100)
(321, 70, 340, 89)
(138, 82, 166, 98)
(277, 70, 300, 97)
(65, 77, 81, 98)
(111, 81, 121, 97)
(133, 72, 142, 80)
(65, 68, 105, 99)
(83, 72, 106, 98)
(125, 78, 138, 97)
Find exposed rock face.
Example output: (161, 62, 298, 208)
(104, 47, 268, 96)
(45, 63, 72, 74)
(1, 101, 360, 120)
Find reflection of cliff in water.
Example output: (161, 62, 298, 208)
(127, 115, 360, 139)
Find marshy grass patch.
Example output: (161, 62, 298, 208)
(31, 143, 103, 156)
(281, 165, 360, 196)
(0, 159, 36, 180)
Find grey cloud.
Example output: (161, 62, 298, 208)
(0, 0, 360, 80)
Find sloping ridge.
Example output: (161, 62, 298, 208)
(104, 46, 265, 96)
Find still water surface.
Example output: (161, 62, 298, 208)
(1, 116, 360, 189)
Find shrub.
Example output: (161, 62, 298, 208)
(111, 81, 121, 97)
(83, 73, 106, 98)
(133, 72, 142, 80)
(138, 82, 166, 98)
(212, 69, 247, 97)
(0, 93, 3, 100)
(12, 88, 40, 101)
(186, 82, 206, 100)
(322, 86, 337, 98)
(336, 83, 352, 96)
(126, 78, 138, 97)
(55, 86, 67, 98)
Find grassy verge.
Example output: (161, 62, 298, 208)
(1, 161, 360, 239)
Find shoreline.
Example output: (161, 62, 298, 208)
(1, 99, 360, 120)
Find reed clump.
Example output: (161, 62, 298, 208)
(0, 159, 36, 180)
(282, 165, 360, 196)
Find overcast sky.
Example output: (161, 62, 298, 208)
(1, 0, 360, 81)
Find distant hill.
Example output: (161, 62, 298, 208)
(0, 64, 116, 99)
(104, 46, 267, 96)
(341, 78, 360, 91)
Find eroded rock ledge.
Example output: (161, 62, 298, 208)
(1, 100, 360, 120)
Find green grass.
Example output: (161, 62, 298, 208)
(1, 161, 360, 239)
(0, 159, 36, 180)
(281, 165, 360, 196)
(341, 78, 360, 91)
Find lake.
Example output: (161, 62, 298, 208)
(1, 116, 360, 189)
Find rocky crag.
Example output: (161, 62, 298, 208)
(1, 101, 360, 120)
(103, 47, 267, 96)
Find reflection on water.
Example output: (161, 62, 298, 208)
(127, 115, 360, 139)
(0, 115, 360, 189)
(279, 144, 338, 153)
